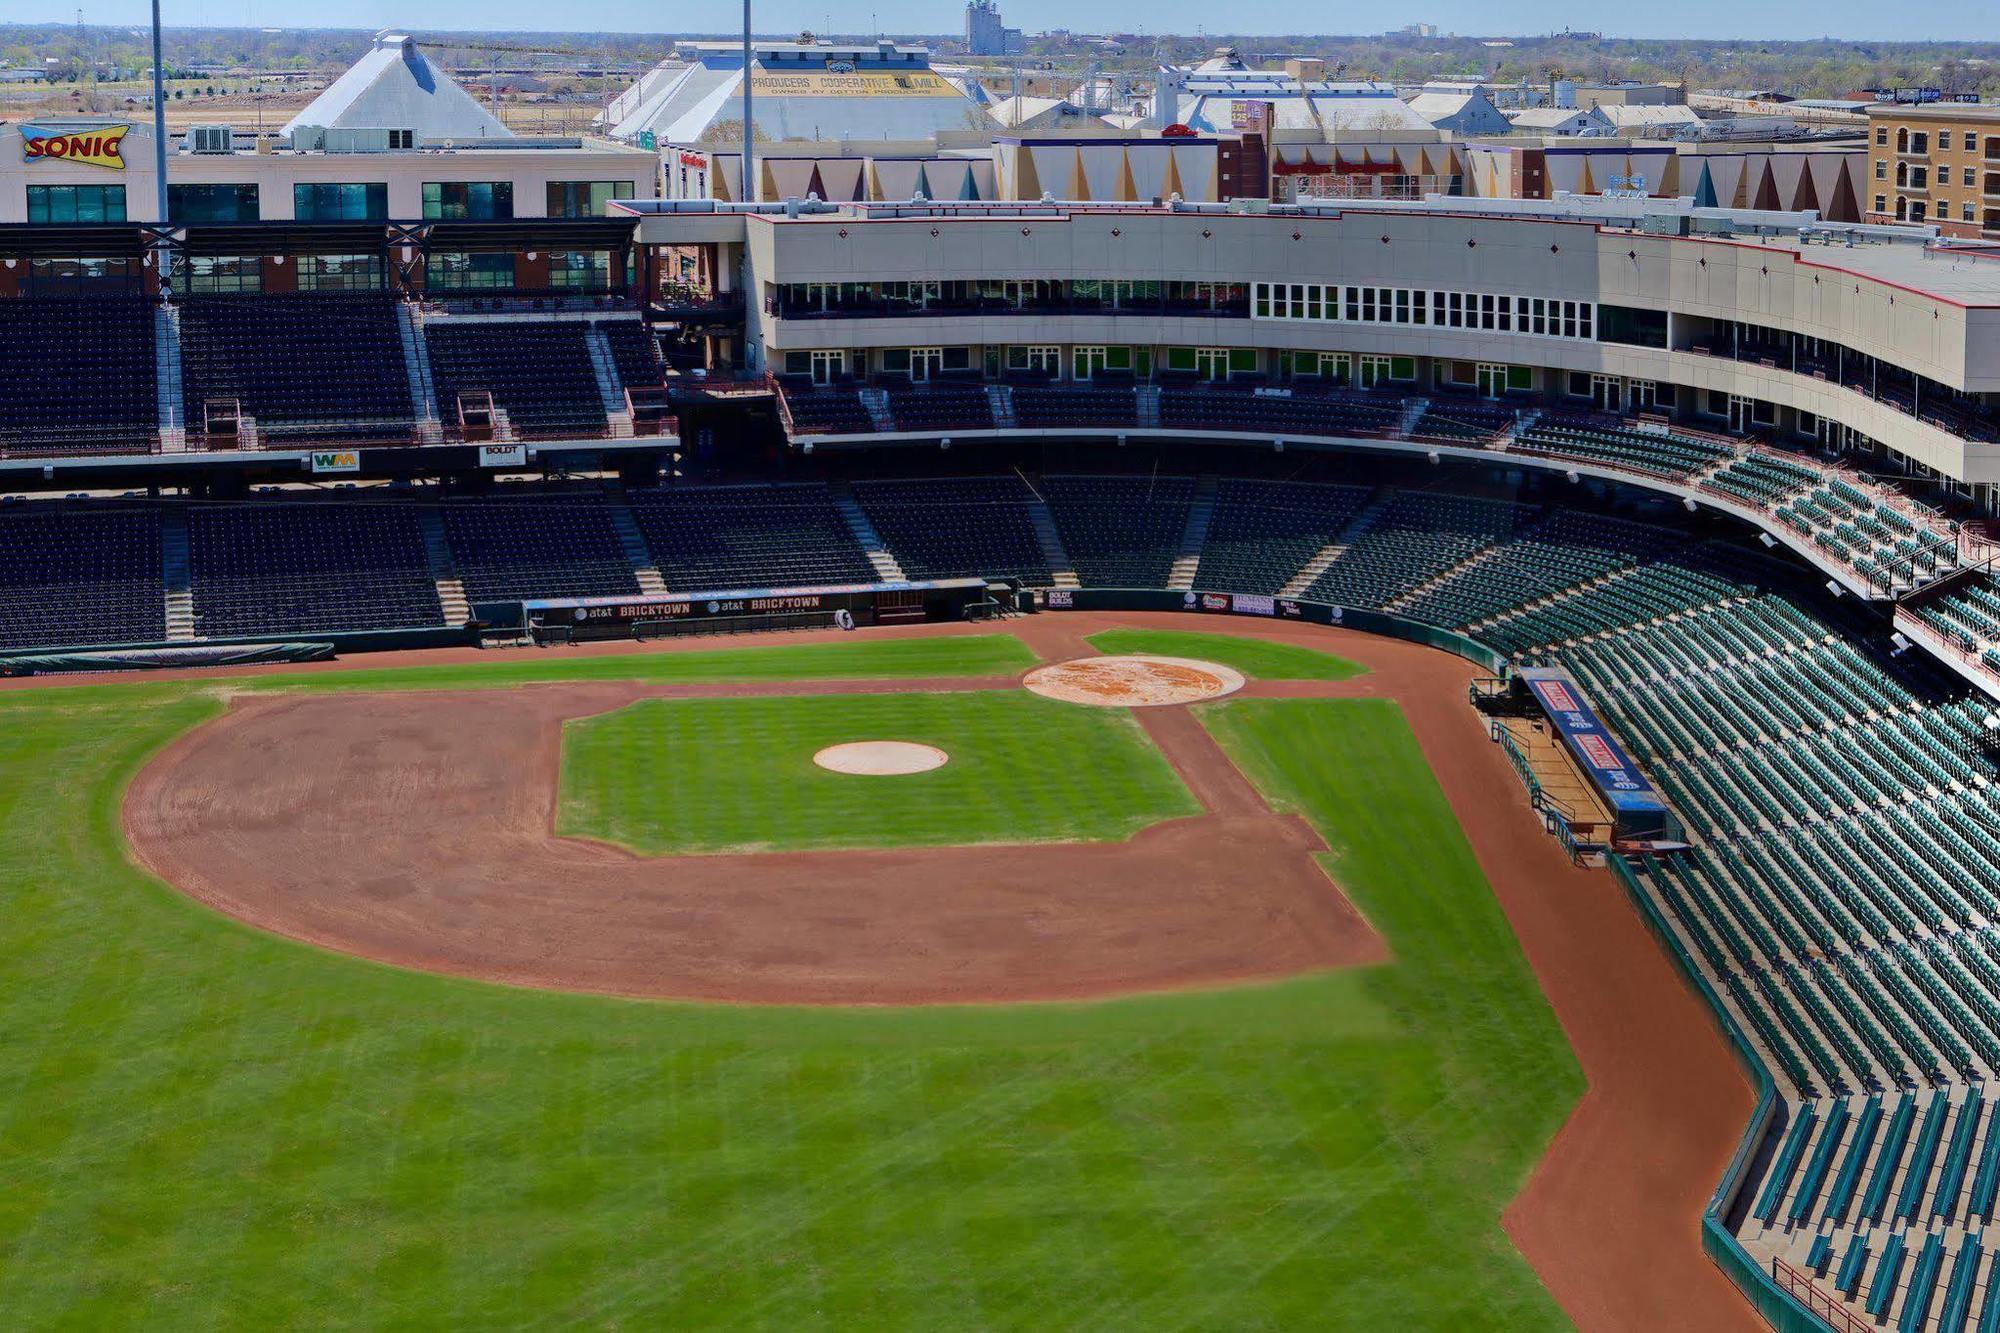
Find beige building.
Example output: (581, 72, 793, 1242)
(0, 120, 657, 225)
(1864, 101, 2000, 239)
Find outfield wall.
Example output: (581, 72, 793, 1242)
(1037, 587, 1510, 675)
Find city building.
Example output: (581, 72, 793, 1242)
(964, 0, 1025, 57)
(1864, 101, 2000, 239)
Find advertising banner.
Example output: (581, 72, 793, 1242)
(478, 444, 527, 468)
(309, 450, 361, 475)
(750, 70, 958, 97)
(23, 124, 128, 170)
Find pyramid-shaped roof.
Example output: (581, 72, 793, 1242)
(286, 32, 511, 140)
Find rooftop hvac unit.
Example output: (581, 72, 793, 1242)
(187, 124, 233, 154)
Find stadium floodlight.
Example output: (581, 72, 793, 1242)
(1427, 450, 1440, 465)
(1758, 532, 1778, 548)
(1890, 632, 1911, 655)
(1565, 470, 1580, 484)
(1682, 497, 1698, 512)
(1825, 579, 1843, 598)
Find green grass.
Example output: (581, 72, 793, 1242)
(560, 691, 1199, 854)
(1086, 628, 1367, 680)
(0, 644, 1580, 1327)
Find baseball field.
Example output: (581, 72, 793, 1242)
(0, 616, 1753, 1328)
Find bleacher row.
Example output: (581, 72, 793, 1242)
(0, 296, 665, 454)
(772, 379, 1964, 598)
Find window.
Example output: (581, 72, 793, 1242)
(427, 252, 516, 291)
(1006, 345, 1061, 374)
(168, 183, 259, 223)
(292, 182, 387, 221)
(548, 250, 613, 291)
(421, 181, 514, 220)
(295, 254, 385, 292)
(24, 256, 138, 296)
(1966, 203, 1977, 223)
(184, 256, 261, 295)
(25, 184, 126, 223)
(1875, 195, 1887, 214)
(1875, 126, 1887, 145)
(547, 180, 635, 218)
(1967, 167, 1979, 188)
(1940, 131, 1954, 151)
(1876, 160, 1887, 179)
(388, 129, 415, 150)
(1072, 345, 1134, 379)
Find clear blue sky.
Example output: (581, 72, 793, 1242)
(19, 0, 1994, 41)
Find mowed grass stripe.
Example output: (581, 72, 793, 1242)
(1085, 628, 1367, 680)
(0, 662, 1578, 1327)
(559, 690, 1199, 853)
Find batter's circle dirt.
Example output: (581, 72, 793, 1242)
(812, 740, 950, 775)
(1023, 654, 1246, 707)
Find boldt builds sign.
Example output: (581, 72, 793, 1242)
(22, 124, 129, 170)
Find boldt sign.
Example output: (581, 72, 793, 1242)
(22, 124, 129, 171)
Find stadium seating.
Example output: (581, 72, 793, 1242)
(779, 382, 876, 436)
(439, 493, 639, 602)
(0, 299, 157, 455)
(187, 503, 443, 637)
(178, 294, 413, 444)
(852, 476, 1053, 584)
(625, 483, 875, 590)
(599, 320, 662, 392)
(426, 321, 607, 438)
(1157, 386, 1400, 437)
(0, 502, 165, 648)
(1193, 478, 1371, 595)
(1513, 418, 1734, 480)
(880, 380, 996, 432)
(1011, 385, 1138, 430)
(1308, 492, 1535, 609)
(1408, 397, 1516, 443)
(1041, 475, 1197, 587)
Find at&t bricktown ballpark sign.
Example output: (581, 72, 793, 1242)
(22, 124, 129, 170)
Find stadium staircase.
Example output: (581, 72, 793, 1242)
(583, 324, 635, 438)
(154, 305, 187, 453)
(604, 492, 669, 596)
(1279, 487, 1397, 597)
(416, 508, 470, 626)
(159, 509, 195, 641)
(1396, 397, 1431, 435)
(831, 485, 908, 583)
(1135, 384, 1161, 430)
(1167, 477, 1218, 591)
(985, 384, 1017, 430)
(858, 387, 896, 433)
(1020, 475, 1080, 589)
(1494, 407, 1539, 450)
(395, 304, 445, 445)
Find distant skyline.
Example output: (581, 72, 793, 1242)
(5, 0, 1993, 42)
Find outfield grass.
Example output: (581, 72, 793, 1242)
(1085, 628, 1367, 680)
(0, 644, 1580, 1327)
(560, 691, 1198, 853)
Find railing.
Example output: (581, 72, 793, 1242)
(771, 297, 1253, 322)
(1770, 1257, 1871, 1333)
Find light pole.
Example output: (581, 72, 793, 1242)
(740, 0, 754, 203)
(149, 0, 168, 223)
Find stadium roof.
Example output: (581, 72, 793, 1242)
(285, 32, 511, 140)
(608, 39, 992, 147)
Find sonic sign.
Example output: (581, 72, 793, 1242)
(22, 124, 129, 171)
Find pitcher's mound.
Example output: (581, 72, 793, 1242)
(1024, 655, 1247, 707)
(813, 740, 951, 775)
